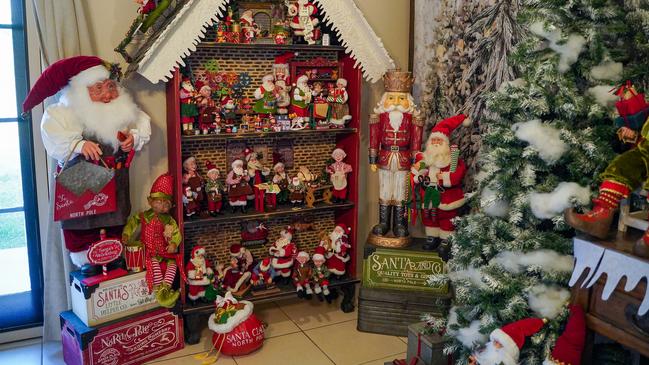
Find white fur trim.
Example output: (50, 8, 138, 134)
(427, 131, 449, 143)
(69, 65, 110, 87)
(425, 226, 440, 237)
(187, 277, 211, 286)
(543, 359, 558, 365)
(188, 289, 206, 300)
(208, 301, 254, 334)
(231, 271, 251, 291)
(439, 229, 453, 239)
(441, 172, 452, 187)
(490, 329, 519, 361)
(462, 117, 472, 127)
(334, 254, 350, 263)
(271, 258, 294, 269)
(312, 253, 325, 261)
(438, 198, 466, 211)
(329, 267, 346, 275)
(69, 250, 89, 267)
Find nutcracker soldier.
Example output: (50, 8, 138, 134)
(368, 69, 424, 245)
(205, 161, 224, 216)
(327, 148, 352, 203)
(411, 114, 469, 257)
(269, 227, 298, 283)
(122, 173, 185, 308)
(186, 246, 214, 302)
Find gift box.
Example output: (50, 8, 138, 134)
(70, 270, 158, 327)
(61, 308, 184, 365)
(406, 322, 449, 365)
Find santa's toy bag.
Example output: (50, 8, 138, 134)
(203, 292, 265, 360)
(614, 81, 649, 117)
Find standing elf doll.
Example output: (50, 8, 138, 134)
(411, 114, 469, 258)
(180, 77, 199, 135)
(122, 173, 185, 308)
(205, 161, 224, 216)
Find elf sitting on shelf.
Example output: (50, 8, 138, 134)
(122, 173, 186, 308)
(251, 258, 276, 290)
(312, 246, 332, 303)
(292, 251, 314, 299)
(186, 246, 214, 303)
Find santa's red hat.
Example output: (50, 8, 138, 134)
(243, 148, 256, 162)
(205, 161, 218, 173)
(544, 306, 586, 365)
(221, 96, 233, 106)
(335, 223, 351, 235)
(230, 244, 243, 256)
(149, 173, 174, 200)
(22, 56, 117, 112)
(490, 317, 546, 362)
(274, 52, 296, 65)
(313, 246, 326, 261)
(192, 246, 206, 258)
(281, 226, 295, 239)
(428, 114, 470, 143)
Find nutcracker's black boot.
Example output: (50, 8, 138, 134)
(393, 206, 409, 237)
(423, 237, 440, 251)
(372, 204, 391, 236)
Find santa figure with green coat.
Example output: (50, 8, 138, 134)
(253, 75, 278, 115)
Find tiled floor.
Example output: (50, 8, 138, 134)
(5, 298, 407, 365)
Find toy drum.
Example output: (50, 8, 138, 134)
(125, 245, 145, 272)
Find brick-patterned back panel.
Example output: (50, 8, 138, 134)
(187, 47, 338, 99)
(184, 210, 336, 265)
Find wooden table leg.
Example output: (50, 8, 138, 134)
(184, 312, 205, 345)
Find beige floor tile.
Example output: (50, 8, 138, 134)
(360, 352, 406, 365)
(235, 332, 334, 365)
(147, 325, 227, 363)
(152, 353, 237, 365)
(305, 321, 407, 365)
(0, 340, 41, 365)
(253, 302, 301, 338)
(276, 296, 356, 330)
(399, 337, 408, 344)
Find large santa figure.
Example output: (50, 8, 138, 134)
(412, 114, 469, 256)
(368, 69, 423, 240)
(269, 227, 298, 282)
(23, 56, 151, 275)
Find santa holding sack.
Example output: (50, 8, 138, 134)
(23, 56, 151, 275)
(324, 224, 351, 277)
(269, 227, 298, 282)
(411, 114, 469, 257)
(186, 246, 214, 302)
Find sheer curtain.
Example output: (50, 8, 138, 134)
(30, 0, 94, 341)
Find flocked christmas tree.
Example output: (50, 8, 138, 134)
(423, 1, 645, 364)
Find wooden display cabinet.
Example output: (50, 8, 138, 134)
(166, 42, 361, 344)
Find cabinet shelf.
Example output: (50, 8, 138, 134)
(183, 201, 354, 228)
(181, 127, 356, 142)
(197, 42, 346, 52)
(183, 277, 360, 315)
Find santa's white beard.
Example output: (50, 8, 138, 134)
(192, 257, 205, 269)
(473, 341, 517, 365)
(276, 237, 290, 248)
(330, 231, 343, 245)
(423, 141, 451, 169)
(60, 84, 140, 153)
(232, 166, 245, 176)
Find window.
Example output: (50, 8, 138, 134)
(0, 0, 43, 332)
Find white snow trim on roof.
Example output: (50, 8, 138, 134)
(314, 0, 395, 83)
(138, 0, 230, 83)
(137, 0, 395, 84)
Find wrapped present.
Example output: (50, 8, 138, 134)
(614, 81, 649, 117)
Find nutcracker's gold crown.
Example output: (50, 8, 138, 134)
(383, 69, 414, 93)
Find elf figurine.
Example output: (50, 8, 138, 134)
(272, 162, 290, 204)
(328, 78, 352, 127)
(292, 251, 314, 299)
(411, 115, 468, 258)
(290, 75, 312, 125)
(251, 257, 276, 290)
(122, 173, 185, 308)
(186, 246, 214, 303)
(226, 159, 253, 214)
(180, 77, 198, 135)
(253, 75, 278, 115)
(323, 224, 351, 278)
(269, 227, 298, 283)
(288, 176, 307, 207)
(327, 148, 352, 203)
(183, 156, 204, 203)
(205, 161, 224, 216)
(288, 0, 320, 45)
(312, 246, 332, 302)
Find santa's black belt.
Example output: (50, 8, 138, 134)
(381, 145, 409, 151)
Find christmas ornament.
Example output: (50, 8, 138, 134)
(326, 148, 352, 203)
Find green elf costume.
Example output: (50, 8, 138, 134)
(122, 173, 186, 308)
(565, 83, 649, 256)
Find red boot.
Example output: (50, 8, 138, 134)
(564, 181, 629, 239)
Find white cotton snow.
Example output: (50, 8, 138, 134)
(498, 78, 527, 92)
(512, 119, 568, 164)
(590, 61, 623, 81)
(456, 320, 488, 349)
(481, 188, 510, 218)
(529, 22, 586, 73)
(587, 85, 618, 107)
(527, 284, 571, 319)
(529, 182, 592, 219)
(490, 249, 574, 274)
(449, 266, 487, 289)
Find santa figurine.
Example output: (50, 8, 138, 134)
(288, 176, 307, 207)
(292, 251, 314, 299)
(122, 173, 185, 308)
(290, 75, 312, 126)
(269, 227, 298, 283)
(288, 0, 320, 45)
(327, 148, 352, 203)
(411, 114, 469, 258)
(226, 159, 253, 214)
(251, 257, 276, 290)
(272, 162, 290, 204)
(182, 184, 199, 219)
(469, 317, 546, 365)
(273, 52, 295, 85)
(180, 77, 199, 135)
(220, 244, 254, 293)
(323, 224, 351, 278)
(245, 149, 271, 211)
(196, 82, 218, 134)
(205, 161, 224, 216)
(275, 80, 291, 115)
(312, 246, 332, 302)
(221, 96, 237, 124)
(369, 69, 424, 240)
(186, 246, 214, 303)
(240, 10, 260, 44)
(328, 78, 352, 127)
(23, 56, 152, 275)
(253, 75, 278, 115)
(183, 156, 204, 203)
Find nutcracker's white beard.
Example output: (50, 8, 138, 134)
(374, 102, 414, 131)
(423, 140, 451, 169)
(60, 83, 140, 153)
(472, 341, 517, 365)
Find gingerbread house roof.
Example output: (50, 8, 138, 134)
(126, 0, 395, 84)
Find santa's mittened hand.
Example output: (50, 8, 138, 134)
(81, 141, 103, 161)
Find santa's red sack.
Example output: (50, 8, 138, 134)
(209, 300, 265, 356)
(614, 81, 649, 117)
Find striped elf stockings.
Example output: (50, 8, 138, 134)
(164, 261, 178, 286)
